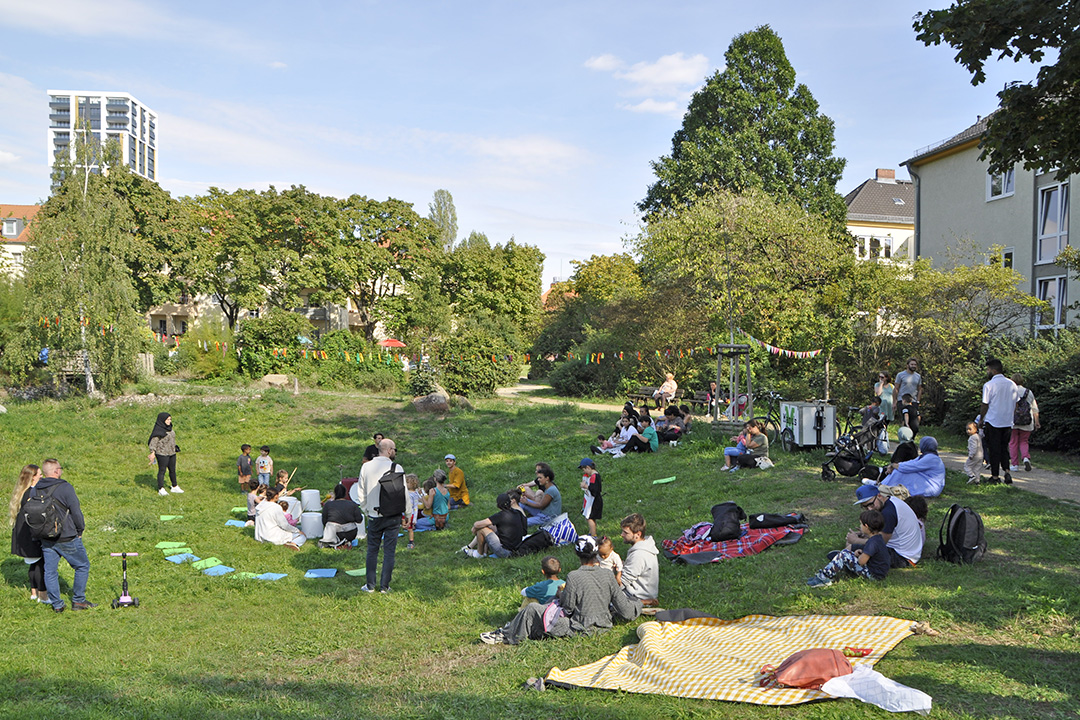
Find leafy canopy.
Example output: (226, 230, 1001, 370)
(915, 0, 1080, 177)
(639, 25, 847, 224)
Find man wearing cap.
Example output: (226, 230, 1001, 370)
(850, 485, 923, 568)
(579, 458, 602, 536)
(444, 454, 469, 507)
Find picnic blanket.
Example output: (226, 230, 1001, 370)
(662, 522, 804, 564)
(545, 613, 914, 705)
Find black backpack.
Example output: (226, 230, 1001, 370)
(709, 502, 746, 542)
(1014, 389, 1033, 426)
(512, 530, 554, 557)
(937, 504, 986, 564)
(22, 484, 70, 541)
(375, 465, 406, 517)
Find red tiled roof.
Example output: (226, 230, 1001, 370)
(0, 204, 41, 243)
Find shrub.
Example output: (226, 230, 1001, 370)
(409, 364, 439, 397)
(176, 321, 238, 380)
(437, 328, 520, 397)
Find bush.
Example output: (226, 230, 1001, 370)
(944, 329, 1080, 451)
(437, 328, 521, 397)
(176, 321, 238, 380)
(409, 364, 439, 397)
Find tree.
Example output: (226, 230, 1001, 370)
(915, 1, 1080, 178)
(9, 133, 145, 395)
(639, 25, 847, 224)
(570, 253, 644, 305)
(428, 189, 458, 251)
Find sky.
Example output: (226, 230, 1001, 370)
(0, 0, 1048, 285)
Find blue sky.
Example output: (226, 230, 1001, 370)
(0, 0, 1045, 284)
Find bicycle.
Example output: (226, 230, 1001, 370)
(750, 390, 785, 448)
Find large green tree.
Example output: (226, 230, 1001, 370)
(428, 189, 458, 251)
(915, 0, 1080, 178)
(639, 25, 847, 223)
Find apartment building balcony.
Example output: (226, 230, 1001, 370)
(49, 97, 70, 108)
(106, 98, 130, 109)
(291, 306, 329, 321)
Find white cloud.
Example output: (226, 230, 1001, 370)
(620, 99, 682, 117)
(269, 61, 288, 70)
(584, 54, 623, 72)
(0, 150, 19, 164)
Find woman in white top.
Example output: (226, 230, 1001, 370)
(254, 488, 306, 549)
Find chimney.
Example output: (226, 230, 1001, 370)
(875, 168, 896, 183)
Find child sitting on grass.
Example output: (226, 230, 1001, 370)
(520, 556, 565, 607)
(424, 469, 450, 530)
(279, 500, 297, 526)
(806, 509, 889, 588)
(598, 536, 623, 586)
(403, 474, 421, 549)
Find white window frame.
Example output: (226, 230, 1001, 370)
(2, 219, 16, 237)
(1037, 182, 1069, 264)
(986, 168, 1015, 201)
(1036, 275, 1068, 328)
(988, 246, 1015, 269)
(855, 234, 894, 261)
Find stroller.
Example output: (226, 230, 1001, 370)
(821, 417, 887, 482)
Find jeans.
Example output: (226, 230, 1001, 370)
(525, 513, 551, 527)
(42, 537, 90, 608)
(365, 515, 399, 591)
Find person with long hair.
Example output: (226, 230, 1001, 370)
(875, 372, 895, 423)
(9, 464, 47, 602)
(147, 412, 183, 496)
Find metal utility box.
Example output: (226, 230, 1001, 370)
(780, 401, 836, 448)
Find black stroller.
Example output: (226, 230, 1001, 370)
(821, 417, 887, 482)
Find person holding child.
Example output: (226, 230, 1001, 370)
(806, 509, 889, 587)
(147, 412, 183, 496)
(723, 419, 769, 472)
(480, 535, 642, 645)
(254, 487, 305, 549)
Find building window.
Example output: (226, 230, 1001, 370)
(1037, 276, 1068, 328)
(1037, 183, 1069, 263)
(249, 308, 260, 318)
(11, 252, 23, 267)
(989, 246, 1015, 269)
(856, 235, 893, 261)
(158, 319, 167, 335)
(2, 219, 16, 237)
(180, 321, 188, 334)
(987, 168, 1015, 200)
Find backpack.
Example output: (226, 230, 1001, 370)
(513, 530, 553, 556)
(937, 504, 986, 564)
(22, 484, 70, 541)
(375, 465, 406, 517)
(1014, 389, 1032, 426)
(709, 502, 746, 542)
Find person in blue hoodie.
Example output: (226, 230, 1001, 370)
(34, 458, 95, 612)
(880, 436, 946, 497)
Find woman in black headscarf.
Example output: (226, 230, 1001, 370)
(147, 412, 182, 496)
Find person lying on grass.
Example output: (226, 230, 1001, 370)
(479, 535, 641, 645)
(807, 509, 889, 588)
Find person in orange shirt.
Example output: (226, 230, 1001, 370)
(444, 454, 469, 507)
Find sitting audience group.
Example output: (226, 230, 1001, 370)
(590, 401, 694, 458)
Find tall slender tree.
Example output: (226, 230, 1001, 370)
(639, 25, 847, 224)
(428, 189, 458, 251)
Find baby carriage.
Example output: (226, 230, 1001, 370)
(821, 417, 887, 482)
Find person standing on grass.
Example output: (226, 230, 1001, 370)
(237, 444, 252, 493)
(444, 454, 469, 508)
(10, 464, 47, 603)
(977, 358, 1018, 485)
(359, 438, 405, 593)
(1009, 374, 1040, 473)
(35, 459, 95, 612)
(147, 412, 183, 496)
(894, 358, 923, 434)
(579, 458, 602, 536)
(520, 463, 561, 526)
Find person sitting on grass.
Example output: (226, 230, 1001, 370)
(424, 469, 451, 530)
(880, 436, 946, 498)
(807, 509, 889, 588)
(656, 406, 685, 444)
(619, 513, 659, 607)
(320, 483, 365, 549)
(254, 487, 306, 550)
(598, 535, 623, 587)
(723, 419, 769, 472)
(462, 491, 527, 558)
(722, 422, 750, 462)
(444, 454, 469, 508)
(520, 463, 562, 526)
(480, 535, 641, 645)
(618, 416, 658, 456)
(245, 479, 264, 527)
(519, 556, 565, 607)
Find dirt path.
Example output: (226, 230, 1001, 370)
(496, 383, 1080, 505)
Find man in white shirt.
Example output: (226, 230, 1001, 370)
(977, 358, 1018, 484)
(357, 439, 405, 592)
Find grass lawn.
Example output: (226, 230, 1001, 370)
(1, 388, 1078, 719)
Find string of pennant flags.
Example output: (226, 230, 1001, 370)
(40, 316, 117, 336)
(739, 330, 823, 359)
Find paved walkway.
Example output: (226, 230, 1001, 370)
(496, 382, 1080, 505)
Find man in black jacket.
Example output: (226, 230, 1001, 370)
(35, 459, 95, 612)
(320, 483, 365, 548)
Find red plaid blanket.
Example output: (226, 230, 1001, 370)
(662, 523, 804, 560)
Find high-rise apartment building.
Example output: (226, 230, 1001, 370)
(47, 90, 157, 182)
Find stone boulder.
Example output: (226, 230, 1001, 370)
(262, 374, 289, 388)
(413, 392, 450, 414)
(450, 395, 474, 411)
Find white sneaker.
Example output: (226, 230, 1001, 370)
(1023, 458, 1031, 471)
(158, 488, 169, 496)
(465, 548, 482, 559)
(170, 486, 184, 494)
(611, 451, 625, 458)
(1009, 465, 1022, 472)
(359, 584, 375, 593)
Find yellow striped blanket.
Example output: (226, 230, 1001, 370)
(545, 613, 914, 705)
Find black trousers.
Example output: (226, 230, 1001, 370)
(983, 424, 1011, 478)
(623, 436, 653, 453)
(156, 454, 177, 489)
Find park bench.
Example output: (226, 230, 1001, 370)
(627, 386, 657, 404)
(687, 391, 710, 410)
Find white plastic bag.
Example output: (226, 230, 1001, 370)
(821, 664, 932, 715)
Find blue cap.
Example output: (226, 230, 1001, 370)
(444, 454, 456, 460)
(854, 484, 880, 505)
(579, 458, 595, 468)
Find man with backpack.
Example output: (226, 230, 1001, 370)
(357, 439, 406, 593)
(32, 459, 95, 612)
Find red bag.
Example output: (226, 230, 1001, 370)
(771, 649, 852, 689)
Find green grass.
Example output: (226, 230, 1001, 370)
(0, 389, 1078, 719)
